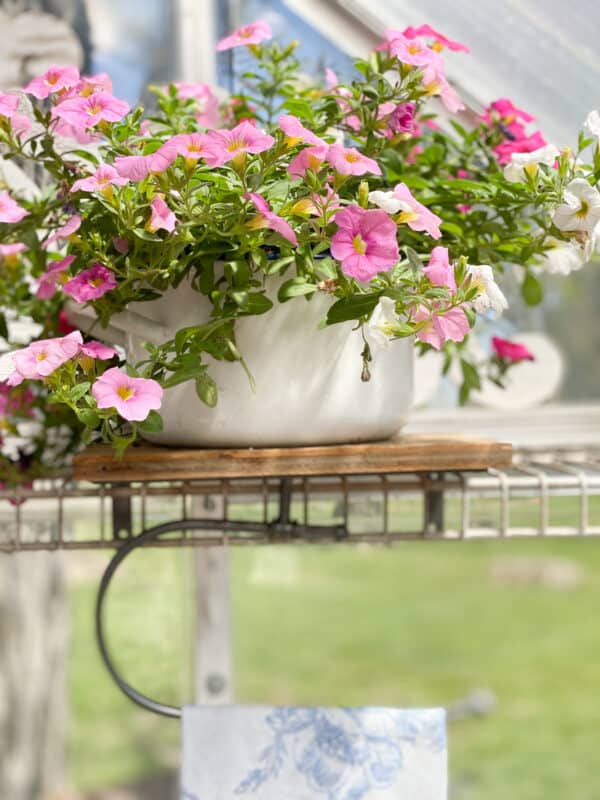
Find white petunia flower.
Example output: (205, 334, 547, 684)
(368, 190, 403, 215)
(364, 297, 399, 351)
(536, 234, 595, 275)
(552, 178, 600, 234)
(584, 110, 600, 137)
(503, 144, 559, 183)
(466, 265, 508, 314)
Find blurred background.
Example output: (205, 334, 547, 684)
(1, 1, 599, 799)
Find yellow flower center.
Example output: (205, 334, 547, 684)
(117, 385, 134, 401)
(46, 74, 59, 86)
(344, 152, 360, 163)
(35, 351, 47, 362)
(88, 103, 103, 116)
(431, 42, 445, 52)
(89, 278, 104, 288)
(397, 210, 419, 224)
(227, 138, 245, 152)
(576, 200, 589, 218)
(424, 80, 441, 96)
(352, 234, 367, 255)
(408, 43, 422, 54)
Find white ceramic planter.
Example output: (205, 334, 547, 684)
(69, 280, 414, 447)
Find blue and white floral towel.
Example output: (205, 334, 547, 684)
(181, 705, 447, 800)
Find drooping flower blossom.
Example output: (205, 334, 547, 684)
(36, 255, 76, 299)
(421, 59, 464, 113)
(147, 196, 177, 234)
(465, 265, 508, 314)
(402, 24, 470, 53)
(208, 121, 275, 163)
(493, 131, 547, 164)
(216, 20, 272, 51)
(326, 144, 382, 176)
(10, 331, 83, 382)
(279, 114, 325, 147)
(583, 110, 600, 138)
(71, 164, 129, 193)
(244, 193, 298, 245)
(79, 341, 118, 360)
(0, 92, 31, 137)
(0, 92, 19, 118)
(364, 297, 400, 351)
(537, 236, 593, 275)
(113, 155, 154, 181)
(423, 247, 456, 291)
(24, 65, 80, 99)
(331, 206, 399, 282)
(52, 92, 130, 128)
(503, 144, 559, 183)
(492, 336, 534, 362)
(369, 183, 442, 239)
(288, 145, 328, 178)
(0, 192, 29, 223)
(43, 214, 82, 250)
(62, 263, 117, 302)
(0, 243, 26, 264)
(552, 178, 600, 234)
(412, 304, 470, 350)
(92, 367, 163, 421)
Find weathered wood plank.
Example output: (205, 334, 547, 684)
(74, 435, 512, 482)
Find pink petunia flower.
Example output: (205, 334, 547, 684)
(71, 164, 129, 193)
(492, 336, 534, 362)
(0, 192, 29, 223)
(11, 331, 83, 381)
(331, 206, 399, 282)
(24, 65, 80, 99)
(493, 131, 547, 164)
(403, 24, 470, 53)
(279, 114, 325, 147)
(36, 255, 76, 299)
(421, 60, 464, 113)
(412, 304, 470, 350)
(244, 192, 298, 245)
(52, 92, 129, 128)
(168, 133, 223, 165)
(216, 20, 272, 51)
(0, 92, 19, 118)
(482, 98, 535, 139)
(92, 367, 163, 421)
(79, 340, 118, 360)
(385, 102, 417, 135)
(0, 243, 26, 262)
(208, 121, 275, 163)
(368, 183, 442, 239)
(43, 214, 82, 250)
(113, 140, 181, 181)
(72, 72, 113, 98)
(62, 263, 117, 302)
(385, 31, 442, 67)
(288, 144, 328, 178)
(326, 144, 382, 176)
(422, 247, 456, 291)
(148, 196, 177, 233)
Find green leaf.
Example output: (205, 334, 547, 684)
(460, 358, 481, 391)
(195, 373, 218, 407)
(326, 294, 378, 324)
(521, 271, 544, 305)
(277, 277, 318, 301)
(138, 410, 164, 433)
(264, 255, 295, 275)
(69, 382, 91, 403)
(405, 247, 423, 273)
(77, 408, 100, 428)
(232, 292, 274, 315)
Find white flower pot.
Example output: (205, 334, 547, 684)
(69, 280, 414, 447)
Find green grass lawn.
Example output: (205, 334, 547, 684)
(67, 503, 600, 799)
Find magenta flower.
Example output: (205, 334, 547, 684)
(11, 331, 83, 381)
(24, 65, 80, 99)
(331, 206, 399, 282)
(279, 115, 325, 146)
(216, 20, 272, 51)
(0, 192, 29, 223)
(492, 336, 535, 362)
(208, 121, 275, 163)
(494, 131, 547, 164)
(43, 214, 82, 250)
(147, 196, 177, 234)
(385, 102, 417, 135)
(482, 98, 535, 139)
(92, 367, 163, 421)
(412, 305, 470, 350)
(62, 263, 117, 302)
(244, 192, 298, 245)
(403, 24, 470, 53)
(423, 247, 456, 291)
(71, 164, 129, 193)
(52, 92, 129, 128)
(326, 144, 382, 176)
(36, 255, 76, 299)
(79, 340, 118, 360)
(288, 145, 328, 178)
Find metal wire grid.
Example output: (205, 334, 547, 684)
(1, 448, 600, 552)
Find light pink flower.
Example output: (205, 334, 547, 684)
(52, 117, 100, 144)
(113, 155, 154, 181)
(0, 192, 29, 223)
(216, 20, 272, 51)
(62, 263, 117, 302)
(36, 255, 75, 299)
(73, 73, 113, 98)
(403, 24, 470, 53)
(423, 247, 456, 291)
(208, 121, 275, 163)
(0, 92, 19, 117)
(173, 83, 220, 127)
(307, 186, 342, 219)
(168, 133, 223, 164)
(71, 164, 129, 193)
(43, 214, 82, 250)
(421, 60, 464, 113)
(326, 144, 382, 176)
(0, 243, 26, 260)
(148, 196, 177, 233)
(52, 92, 129, 128)
(412, 305, 470, 350)
(279, 114, 325, 146)
(92, 367, 163, 421)
(79, 340, 118, 360)
(369, 183, 442, 239)
(492, 336, 534, 362)
(493, 131, 547, 164)
(24, 65, 80, 99)
(11, 331, 83, 380)
(244, 192, 298, 245)
(331, 206, 399, 282)
(385, 31, 441, 67)
(288, 145, 328, 178)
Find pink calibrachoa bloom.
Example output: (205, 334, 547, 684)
(331, 206, 399, 282)
(208, 121, 275, 163)
(412, 304, 470, 350)
(113, 155, 154, 181)
(36, 255, 76, 299)
(422, 247, 456, 291)
(288, 145, 328, 178)
(421, 60, 464, 113)
(385, 31, 441, 67)
(492, 336, 535, 362)
(279, 115, 325, 146)
(43, 214, 82, 249)
(24, 65, 80, 99)
(482, 98, 535, 139)
(368, 183, 442, 239)
(169, 133, 223, 164)
(326, 144, 382, 176)
(0, 243, 26, 263)
(216, 20, 272, 51)
(71, 164, 129, 193)
(52, 92, 129, 128)
(403, 24, 470, 53)
(62, 263, 117, 302)
(494, 131, 547, 164)
(0, 92, 19, 117)
(92, 367, 163, 422)
(79, 341, 118, 359)
(10, 331, 83, 382)
(384, 102, 417, 135)
(244, 192, 298, 245)
(148, 196, 177, 234)
(173, 83, 220, 127)
(0, 191, 29, 223)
